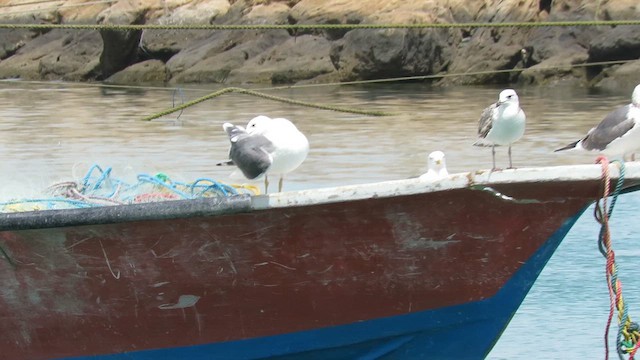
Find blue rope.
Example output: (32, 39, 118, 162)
(1, 163, 245, 212)
(189, 178, 237, 197)
(598, 161, 626, 257)
(594, 161, 639, 359)
(135, 173, 195, 199)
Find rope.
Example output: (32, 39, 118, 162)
(1, 20, 640, 31)
(0, 164, 257, 213)
(140, 58, 626, 118)
(1, 59, 632, 95)
(594, 156, 640, 360)
(141, 86, 392, 121)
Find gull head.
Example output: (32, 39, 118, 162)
(632, 84, 640, 107)
(246, 115, 273, 135)
(498, 89, 519, 106)
(420, 151, 448, 181)
(428, 151, 447, 173)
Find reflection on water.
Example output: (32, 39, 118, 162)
(1, 80, 639, 359)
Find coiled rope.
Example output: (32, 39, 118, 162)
(595, 156, 640, 360)
(0, 164, 258, 212)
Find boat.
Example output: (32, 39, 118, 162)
(0, 162, 638, 360)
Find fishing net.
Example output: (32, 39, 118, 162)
(0, 164, 258, 213)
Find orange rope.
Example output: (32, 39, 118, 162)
(596, 156, 615, 360)
(595, 156, 639, 360)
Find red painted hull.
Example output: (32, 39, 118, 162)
(0, 174, 631, 359)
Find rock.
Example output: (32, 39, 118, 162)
(594, 61, 640, 92)
(150, 0, 230, 24)
(0, 29, 35, 60)
(331, 27, 453, 82)
(2, 0, 640, 87)
(163, 1, 290, 81)
(226, 34, 334, 84)
(105, 59, 168, 84)
(170, 30, 290, 83)
(588, 27, 640, 62)
(442, 0, 539, 85)
(39, 31, 103, 81)
(0, 30, 101, 80)
(291, 0, 457, 82)
(518, 51, 588, 85)
(290, 0, 370, 40)
(97, 0, 147, 79)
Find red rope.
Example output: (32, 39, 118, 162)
(631, 341, 640, 358)
(596, 156, 615, 360)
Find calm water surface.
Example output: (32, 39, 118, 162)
(2, 81, 640, 359)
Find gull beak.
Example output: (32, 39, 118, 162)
(436, 160, 442, 165)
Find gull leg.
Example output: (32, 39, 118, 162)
(508, 145, 513, 169)
(492, 145, 497, 170)
(278, 176, 284, 193)
(264, 175, 269, 194)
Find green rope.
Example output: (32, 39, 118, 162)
(0, 59, 632, 95)
(598, 160, 626, 257)
(142, 87, 392, 121)
(1, 20, 640, 31)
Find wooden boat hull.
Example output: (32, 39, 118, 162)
(0, 165, 636, 359)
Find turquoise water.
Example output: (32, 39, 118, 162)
(489, 192, 640, 359)
(1, 81, 639, 358)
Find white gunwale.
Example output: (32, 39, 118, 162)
(253, 162, 638, 210)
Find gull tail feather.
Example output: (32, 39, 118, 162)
(473, 139, 495, 147)
(216, 160, 234, 166)
(554, 140, 580, 152)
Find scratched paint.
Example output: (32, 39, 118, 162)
(158, 295, 201, 310)
(385, 210, 461, 250)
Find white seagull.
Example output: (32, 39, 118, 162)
(555, 84, 640, 160)
(218, 115, 309, 193)
(419, 151, 449, 181)
(473, 89, 526, 170)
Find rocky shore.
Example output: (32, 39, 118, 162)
(0, 0, 639, 89)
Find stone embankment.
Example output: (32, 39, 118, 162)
(0, 0, 639, 89)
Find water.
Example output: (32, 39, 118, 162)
(2, 80, 640, 358)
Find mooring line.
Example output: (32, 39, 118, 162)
(142, 87, 393, 120)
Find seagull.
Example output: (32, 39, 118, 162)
(473, 89, 526, 170)
(555, 84, 640, 160)
(419, 151, 448, 181)
(218, 115, 309, 193)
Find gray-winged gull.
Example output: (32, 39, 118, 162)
(218, 115, 309, 193)
(555, 84, 640, 160)
(419, 151, 448, 181)
(473, 89, 526, 170)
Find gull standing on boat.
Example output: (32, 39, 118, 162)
(474, 89, 526, 170)
(419, 151, 448, 181)
(555, 84, 640, 160)
(218, 115, 309, 193)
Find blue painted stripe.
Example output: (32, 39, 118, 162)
(67, 211, 584, 360)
